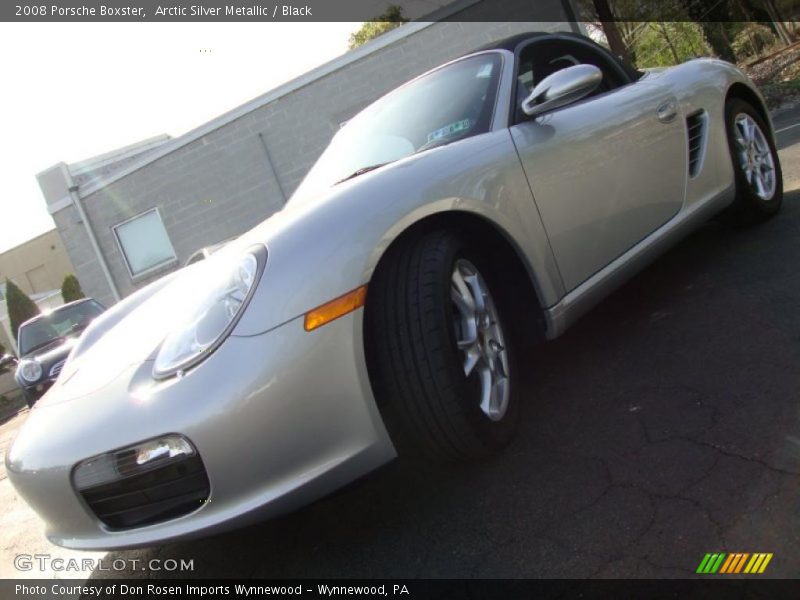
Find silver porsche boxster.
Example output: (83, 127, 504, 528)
(7, 32, 783, 549)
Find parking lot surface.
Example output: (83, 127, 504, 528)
(3, 107, 800, 580)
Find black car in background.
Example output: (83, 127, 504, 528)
(15, 298, 105, 406)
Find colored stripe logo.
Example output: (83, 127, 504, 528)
(696, 553, 773, 574)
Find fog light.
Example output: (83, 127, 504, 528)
(135, 437, 194, 465)
(73, 434, 196, 490)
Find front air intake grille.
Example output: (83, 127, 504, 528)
(687, 111, 707, 178)
(49, 359, 66, 379)
(77, 452, 210, 530)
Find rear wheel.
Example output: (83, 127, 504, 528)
(724, 98, 783, 223)
(365, 230, 520, 460)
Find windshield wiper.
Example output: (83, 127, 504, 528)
(335, 162, 391, 185)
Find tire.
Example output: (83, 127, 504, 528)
(724, 97, 783, 224)
(365, 229, 520, 460)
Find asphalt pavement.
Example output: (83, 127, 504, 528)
(3, 104, 800, 580)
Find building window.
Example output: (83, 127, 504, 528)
(113, 208, 176, 278)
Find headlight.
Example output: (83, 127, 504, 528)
(18, 359, 42, 383)
(153, 246, 265, 378)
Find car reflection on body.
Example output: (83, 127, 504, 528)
(6, 32, 782, 549)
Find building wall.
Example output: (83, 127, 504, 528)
(0, 230, 76, 353)
(50, 17, 574, 306)
(0, 229, 74, 297)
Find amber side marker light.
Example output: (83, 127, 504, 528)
(304, 285, 368, 332)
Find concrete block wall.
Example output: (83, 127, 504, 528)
(56, 19, 573, 305)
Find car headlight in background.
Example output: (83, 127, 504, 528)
(18, 359, 42, 383)
(153, 246, 266, 379)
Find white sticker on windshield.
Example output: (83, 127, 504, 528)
(427, 119, 472, 144)
(476, 63, 494, 78)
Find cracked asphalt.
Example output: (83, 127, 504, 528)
(3, 107, 800, 581)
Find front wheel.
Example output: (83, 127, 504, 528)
(365, 230, 520, 460)
(724, 98, 783, 223)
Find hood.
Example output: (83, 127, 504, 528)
(22, 336, 78, 369)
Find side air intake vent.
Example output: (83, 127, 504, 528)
(687, 111, 707, 178)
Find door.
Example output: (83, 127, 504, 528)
(510, 81, 687, 292)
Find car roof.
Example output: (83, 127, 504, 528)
(18, 298, 98, 330)
(470, 31, 555, 54)
(468, 31, 641, 82)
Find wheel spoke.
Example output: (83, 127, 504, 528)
(491, 376, 509, 417)
(451, 269, 475, 315)
(451, 286, 473, 320)
(478, 366, 493, 416)
(747, 117, 757, 142)
(735, 119, 747, 142)
(754, 171, 766, 197)
(463, 346, 481, 376)
(463, 273, 487, 323)
(739, 155, 749, 171)
(452, 266, 479, 350)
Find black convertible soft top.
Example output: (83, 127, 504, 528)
(469, 31, 642, 82)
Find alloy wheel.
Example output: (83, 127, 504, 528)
(450, 259, 510, 422)
(733, 113, 777, 201)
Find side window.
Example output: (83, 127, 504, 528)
(515, 40, 629, 122)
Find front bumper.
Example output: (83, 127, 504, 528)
(5, 310, 395, 549)
(20, 378, 55, 406)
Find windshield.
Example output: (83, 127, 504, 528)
(18, 300, 105, 356)
(291, 52, 503, 202)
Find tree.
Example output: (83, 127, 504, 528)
(61, 274, 85, 303)
(5, 279, 40, 342)
(348, 5, 408, 50)
(678, 0, 736, 62)
(634, 22, 710, 67)
(591, 0, 634, 66)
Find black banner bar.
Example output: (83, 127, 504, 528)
(3, 579, 800, 600)
(2, 0, 798, 22)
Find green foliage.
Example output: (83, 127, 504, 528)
(61, 274, 85, 303)
(348, 5, 408, 50)
(5, 279, 40, 342)
(633, 22, 710, 68)
(732, 23, 779, 60)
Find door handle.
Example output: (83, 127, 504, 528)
(657, 99, 678, 123)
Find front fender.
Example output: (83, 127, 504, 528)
(233, 130, 563, 337)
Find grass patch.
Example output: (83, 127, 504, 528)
(760, 78, 800, 110)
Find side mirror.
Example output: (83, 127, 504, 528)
(521, 64, 603, 118)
